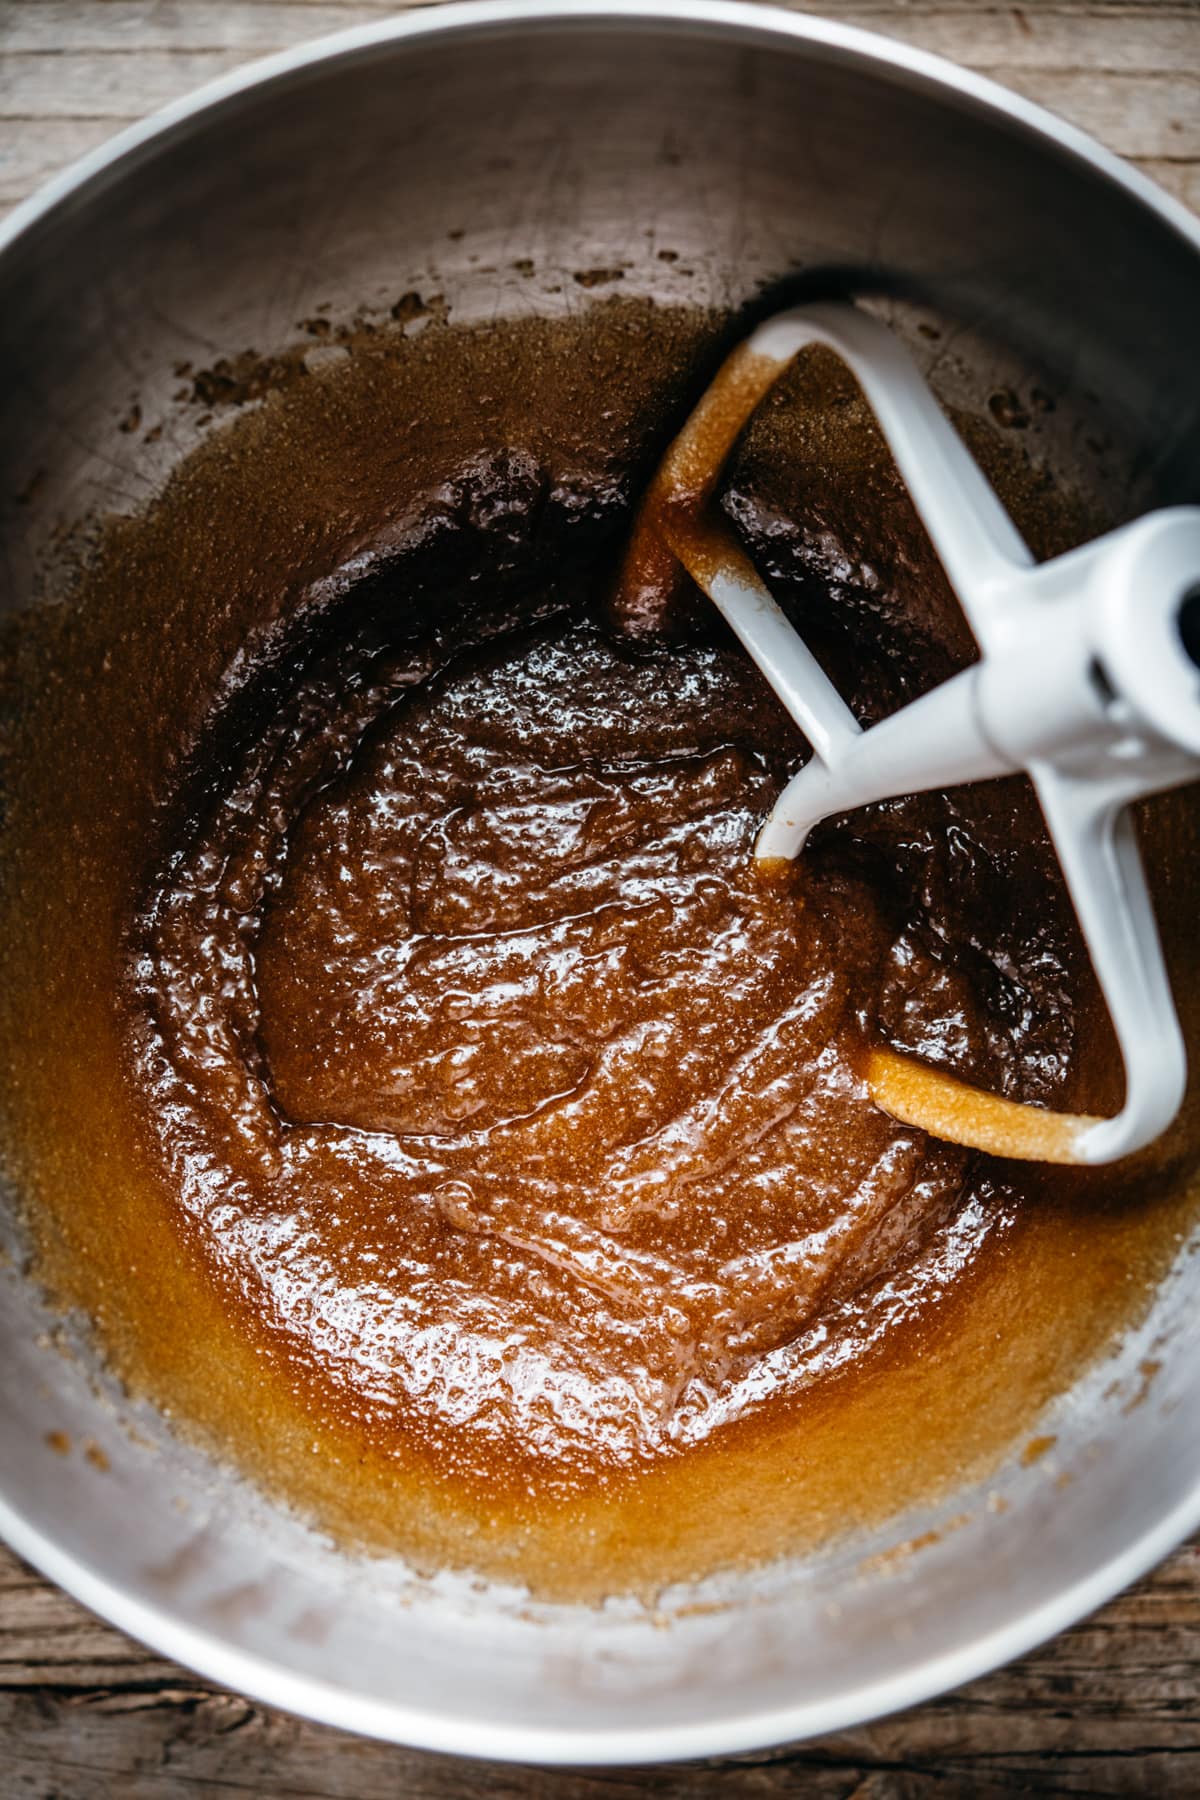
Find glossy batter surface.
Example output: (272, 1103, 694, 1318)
(136, 602, 982, 1485)
(5, 303, 1199, 1594)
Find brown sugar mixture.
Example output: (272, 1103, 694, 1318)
(4, 301, 1200, 1598)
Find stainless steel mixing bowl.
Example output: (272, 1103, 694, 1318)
(2, 1, 1200, 1763)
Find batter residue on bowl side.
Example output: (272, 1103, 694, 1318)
(4, 302, 1198, 1598)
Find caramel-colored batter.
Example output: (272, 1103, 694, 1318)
(4, 302, 1199, 1597)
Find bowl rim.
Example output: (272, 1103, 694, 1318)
(2, 0, 1199, 270)
(3, 0, 1200, 1764)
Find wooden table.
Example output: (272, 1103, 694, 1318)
(2, 3, 1198, 1793)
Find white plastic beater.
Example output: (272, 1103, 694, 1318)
(621, 301, 1200, 1166)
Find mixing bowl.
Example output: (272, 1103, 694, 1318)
(2, 0, 1200, 1764)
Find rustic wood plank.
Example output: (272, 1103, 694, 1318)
(1, 2, 1197, 213)
(2, 2, 1199, 1794)
(1135, 156, 1200, 208)
(0, 113, 127, 204)
(8, 48, 1197, 141)
(985, 67, 1200, 156)
(6, 2, 1198, 65)
(4, 1542, 1200, 1797)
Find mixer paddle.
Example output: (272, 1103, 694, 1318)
(618, 302, 1200, 1164)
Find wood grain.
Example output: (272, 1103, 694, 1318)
(1, 0, 1198, 207)
(2, 1, 1199, 1793)
(5, 1534, 1200, 1795)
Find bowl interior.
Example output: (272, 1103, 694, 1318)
(2, 4, 1200, 1761)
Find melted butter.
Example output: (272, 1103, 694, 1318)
(3, 303, 1200, 1599)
